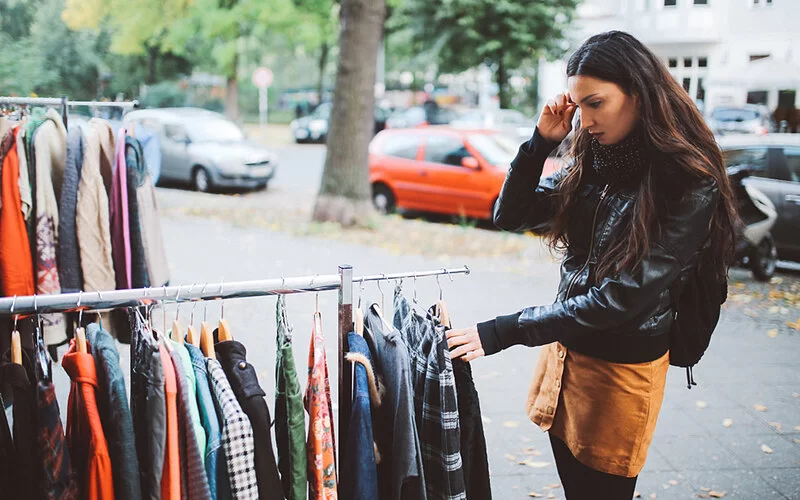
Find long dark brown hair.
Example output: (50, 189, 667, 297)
(544, 31, 739, 281)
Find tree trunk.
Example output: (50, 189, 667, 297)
(496, 53, 510, 109)
(317, 41, 330, 104)
(225, 53, 240, 121)
(313, 0, 386, 226)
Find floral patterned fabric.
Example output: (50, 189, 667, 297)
(304, 312, 338, 499)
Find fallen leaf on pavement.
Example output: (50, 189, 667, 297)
(482, 416, 492, 424)
(768, 422, 782, 431)
(504, 454, 516, 462)
(761, 444, 773, 454)
(770, 277, 783, 285)
(794, 426, 800, 431)
(793, 438, 800, 445)
(767, 329, 778, 338)
(787, 318, 800, 330)
(743, 309, 759, 318)
(754, 404, 768, 412)
(723, 418, 733, 428)
(700, 487, 712, 492)
(528, 493, 542, 498)
(504, 421, 520, 428)
(793, 393, 799, 399)
(528, 461, 550, 469)
(709, 491, 726, 498)
(633, 491, 641, 498)
(697, 495, 710, 499)
(544, 484, 561, 490)
(547, 495, 556, 499)
(696, 400, 708, 409)
(668, 480, 679, 485)
(650, 493, 657, 500)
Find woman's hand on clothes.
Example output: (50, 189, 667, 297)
(446, 325, 485, 362)
(538, 91, 578, 143)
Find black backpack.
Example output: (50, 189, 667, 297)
(668, 242, 728, 388)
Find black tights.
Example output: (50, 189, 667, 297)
(549, 434, 638, 500)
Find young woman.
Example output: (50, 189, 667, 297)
(446, 31, 739, 498)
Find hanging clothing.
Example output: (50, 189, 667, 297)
(37, 380, 80, 500)
(130, 135, 169, 287)
(216, 338, 284, 500)
(169, 339, 207, 467)
(62, 339, 115, 500)
(429, 306, 491, 500)
(207, 358, 258, 500)
(159, 343, 182, 500)
(0, 126, 35, 296)
(0, 117, 9, 211)
(394, 292, 466, 500)
(125, 135, 149, 289)
(0, 393, 14, 494)
(363, 303, 426, 500)
(110, 128, 131, 290)
(275, 296, 307, 500)
(169, 348, 213, 500)
(130, 311, 167, 500)
(304, 312, 338, 500)
(58, 126, 85, 293)
(184, 342, 227, 500)
(86, 323, 141, 500)
(15, 123, 33, 220)
(23, 110, 46, 268)
(32, 108, 67, 345)
(77, 118, 116, 294)
(340, 331, 380, 500)
(4, 354, 43, 499)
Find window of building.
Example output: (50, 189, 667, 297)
(684, 57, 693, 67)
(696, 78, 706, 101)
(664, 0, 677, 6)
(698, 57, 708, 67)
(750, 54, 770, 62)
(694, 0, 708, 4)
(750, 0, 774, 6)
(382, 135, 421, 160)
(682, 78, 691, 92)
(747, 90, 769, 105)
(424, 136, 470, 166)
(668, 58, 678, 68)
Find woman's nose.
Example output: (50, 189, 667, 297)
(580, 111, 593, 130)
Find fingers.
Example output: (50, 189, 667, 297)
(462, 348, 485, 363)
(450, 341, 478, 360)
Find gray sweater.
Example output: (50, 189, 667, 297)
(58, 127, 84, 293)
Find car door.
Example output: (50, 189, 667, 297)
(775, 146, 800, 256)
(377, 133, 424, 208)
(161, 122, 193, 181)
(417, 133, 483, 216)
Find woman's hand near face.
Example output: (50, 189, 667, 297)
(446, 325, 485, 362)
(537, 92, 578, 143)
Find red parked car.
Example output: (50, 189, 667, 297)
(369, 127, 561, 220)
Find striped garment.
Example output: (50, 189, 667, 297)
(393, 289, 466, 500)
(207, 358, 258, 499)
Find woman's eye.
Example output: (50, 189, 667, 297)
(589, 101, 601, 109)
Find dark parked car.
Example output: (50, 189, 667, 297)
(719, 134, 800, 261)
(291, 103, 392, 143)
(124, 107, 278, 192)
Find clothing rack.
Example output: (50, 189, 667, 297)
(0, 96, 139, 129)
(0, 264, 471, 457)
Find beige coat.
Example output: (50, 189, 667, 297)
(76, 119, 117, 293)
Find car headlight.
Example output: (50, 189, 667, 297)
(309, 120, 327, 133)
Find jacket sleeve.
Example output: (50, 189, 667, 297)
(493, 128, 564, 233)
(478, 178, 719, 355)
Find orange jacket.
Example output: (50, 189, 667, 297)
(159, 344, 181, 500)
(62, 339, 115, 500)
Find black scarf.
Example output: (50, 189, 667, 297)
(590, 129, 649, 186)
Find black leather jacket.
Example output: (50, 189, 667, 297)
(476, 130, 719, 364)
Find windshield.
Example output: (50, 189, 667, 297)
(468, 133, 517, 166)
(311, 103, 332, 120)
(712, 108, 759, 122)
(185, 118, 245, 142)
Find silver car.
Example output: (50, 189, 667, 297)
(708, 104, 773, 136)
(124, 107, 278, 192)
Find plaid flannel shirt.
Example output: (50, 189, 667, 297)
(394, 290, 466, 500)
(207, 358, 259, 499)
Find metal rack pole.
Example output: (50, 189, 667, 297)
(0, 96, 139, 109)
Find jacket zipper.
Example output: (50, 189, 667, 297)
(565, 183, 610, 299)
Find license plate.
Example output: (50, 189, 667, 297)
(250, 166, 272, 178)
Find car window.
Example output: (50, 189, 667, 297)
(164, 123, 189, 142)
(424, 135, 469, 166)
(723, 147, 769, 177)
(712, 108, 759, 122)
(184, 118, 244, 142)
(467, 134, 517, 166)
(784, 147, 800, 182)
(381, 134, 421, 160)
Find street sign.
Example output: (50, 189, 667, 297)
(252, 67, 273, 88)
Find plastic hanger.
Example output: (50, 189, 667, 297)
(171, 286, 183, 345)
(200, 283, 216, 359)
(10, 296, 22, 366)
(217, 280, 233, 342)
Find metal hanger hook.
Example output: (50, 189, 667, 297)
(77, 290, 84, 326)
(436, 274, 443, 301)
(413, 273, 418, 303)
(357, 279, 366, 308)
(220, 279, 225, 319)
(11, 295, 18, 331)
(377, 274, 387, 310)
(175, 286, 182, 321)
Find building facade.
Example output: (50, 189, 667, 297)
(539, 0, 800, 120)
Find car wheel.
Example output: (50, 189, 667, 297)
(750, 234, 777, 282)
(192, 167, 212, 193)
(372, 184, 396, 215)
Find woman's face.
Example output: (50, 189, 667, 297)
(567, 75, 640, 145)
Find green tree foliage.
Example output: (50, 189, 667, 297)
(399, 0, 578, 108)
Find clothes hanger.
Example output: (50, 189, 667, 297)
(217, 280, 233, 342)
(34, 294, 52, 381)
(311, 275, 322, 334)
(186, 283, 200, 346)
(10, 296, 22, 366)
(372, 274, 394, 330)
(171, 286, 184, 345)
(75, 291, 88, 354)
(354, 280, 365, 337)
(436, 270, 452, 328)
(200, 283, 216, 359)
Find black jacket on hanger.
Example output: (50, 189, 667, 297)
(216, 337, 284, 500)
